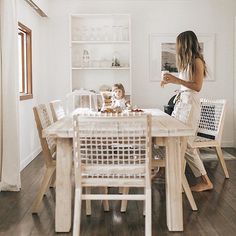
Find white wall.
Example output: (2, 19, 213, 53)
(17, 0, 236, 170)
(34, 0, 49, 15)
(18, 0, 50, 170)
(234, 17, 236, 147)
(44, 0, 236, 147)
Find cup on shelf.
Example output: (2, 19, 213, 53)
(112, 26, 117, 41)
(117, 26, 123, 41)
(96, 27, 102, 41)
(122, 26, 129, 41)
(103, 25, 111, 41)
(81, 26, 89, 41)
(89, 27, 96, 41)
(112, 25, 122, 41)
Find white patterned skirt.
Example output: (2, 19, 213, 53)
(172, 90, 200, 133)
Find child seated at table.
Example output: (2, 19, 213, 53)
(111, 83, 131, 110)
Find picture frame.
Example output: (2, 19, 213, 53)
(149, 33, 215, 81)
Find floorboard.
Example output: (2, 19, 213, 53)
(0, 148, 236, 236)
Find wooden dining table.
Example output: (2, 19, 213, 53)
(42, 108, 194, 232)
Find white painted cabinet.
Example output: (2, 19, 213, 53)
(70, 14, 132, 96)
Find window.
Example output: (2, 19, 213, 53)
(18, 22, 33, 100)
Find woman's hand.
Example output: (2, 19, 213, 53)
(160, 73, 180, 87)
(160, 59, 205, 91)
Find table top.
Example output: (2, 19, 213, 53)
(42, 108, 194, 138)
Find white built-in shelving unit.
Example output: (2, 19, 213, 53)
(70, 14, 132, 96)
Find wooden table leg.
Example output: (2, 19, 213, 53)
(181, 137, 197, 211)
(165, 137, 183, 231)
(55, 138, 72, 232)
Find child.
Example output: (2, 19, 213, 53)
(111, 83, 130, 109)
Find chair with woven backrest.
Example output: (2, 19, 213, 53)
(121, 102, 197, 212)
(49, 99, 102, 215)
(49, 100, 66, 122)
(33, 103, 102, 215)
(66, 89, 98, 114)
(188, 98, 229, 178)
(121, 136, 198, 213)
(72, 113, 152, 236)
(32, 104, 56, 213)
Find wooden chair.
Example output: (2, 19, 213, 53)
(34, 103, 99, 215)
(188, 98, 229, 178)
(121, 102, 197, 212)
(32, 104, 56, 213)
(151, 137, 197, 211)
(100, 91, 113, 110)
(121, 136, 198, 213)
(72, 113, 152, 236)
(66, 89, 98, 113)
(49, 100, 65, 122)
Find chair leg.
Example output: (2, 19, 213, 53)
(182, 175, 197, 211)
(49, 170, 56, 188)
(102, 187, 109, 212)
(215, 146, 229, 178)
(85, 187, 91, 216)
(181, 156, 197, 211)
(145, 188, 152, 236)
(32, 166, 56, 213)
(73, 188, 82, 236)
(120, 187, 129, 212)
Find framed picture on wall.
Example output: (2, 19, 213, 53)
(149, 33, 215, 81)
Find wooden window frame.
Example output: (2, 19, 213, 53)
(18, 22, 33, 100)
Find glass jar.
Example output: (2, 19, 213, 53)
(82, 49, 90, 67)
(122, 26, 129, 41)
(111, 51, 121, 67)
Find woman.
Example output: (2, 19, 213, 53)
(161, 30, 213, 192)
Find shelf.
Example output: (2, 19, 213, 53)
(71, 40, 130, 44)
(72, 67, 130, 70)
(94, 93, 131, 96)
(70, 14, 131, 95)
(71, 14, 130, 18)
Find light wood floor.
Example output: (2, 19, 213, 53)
(0, 148, 236, 236)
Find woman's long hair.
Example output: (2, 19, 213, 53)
(176, 31, 207, 80)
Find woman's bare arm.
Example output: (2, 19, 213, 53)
(161, 58, 204, 92)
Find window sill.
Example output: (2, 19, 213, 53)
(20, 94, 33, 101)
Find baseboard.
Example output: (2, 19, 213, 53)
(222, 140, 235, 148)
(20, 147, 42, 171)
